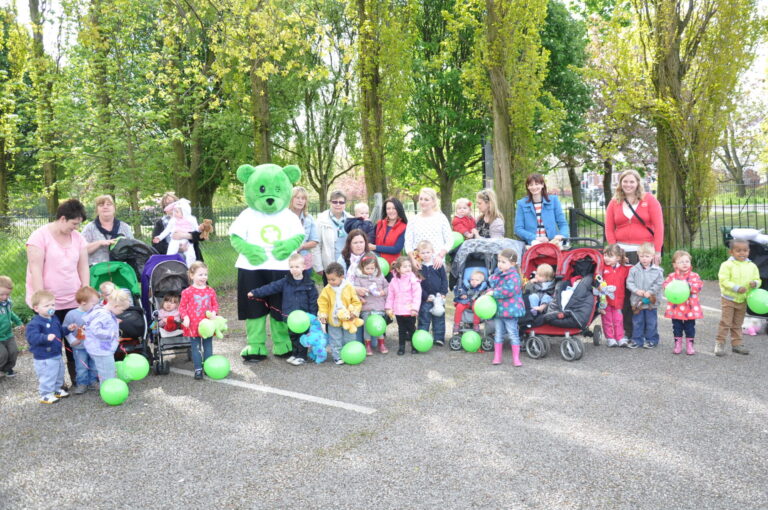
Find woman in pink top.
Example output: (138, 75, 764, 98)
(604, 170, 664, 338)
(26, 199, 90, 388)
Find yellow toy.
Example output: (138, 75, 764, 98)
(337, 308, 364, 334)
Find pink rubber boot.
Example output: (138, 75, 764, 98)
(511, 345, 522, 367)
(492, 343, 503, 365)
(686, 338, 696, 355)
(673, 337, 682, 355)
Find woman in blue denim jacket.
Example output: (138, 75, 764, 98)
(514, 173, 569, 246)
(290, 186, 320, 272)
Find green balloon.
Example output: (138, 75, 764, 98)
(377, 257, 390, 277)
(747, 288, 768, 314)
(203, 355, 230, 380)
(452, 231, 464, 250)
(341, 341, 367, 365)
(664, 280, 691, 305)
(461, 331, 482, 352)
(365, 314, 387, 337)
(124, 353, 150, 381)
(412, 330, 433, 352)
(100, 378, 129, 406)
(287, 310, 310, 334)
(474, 295, 497, 320)
(115, 361, 131, 383)
(198, 318, 215, 339)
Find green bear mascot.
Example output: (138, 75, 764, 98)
(229, 163, 305, 361)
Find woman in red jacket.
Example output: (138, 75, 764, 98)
(370, 198, 408, 279)
(605, 169, 664, 337)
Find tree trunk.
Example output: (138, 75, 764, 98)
(438, 172, 455, 219)
(565, 155, 582, 211)
(357, 0, 387, 198)
(250, 62, 271, 164)
(602, 158, 613, 204)
(89, 0, 115, 195)
(486, 2, 516, 236)
(656, 122, 690, 247)
(29, 0, 58, 216)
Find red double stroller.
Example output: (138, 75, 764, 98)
(518, 240, 603, 361)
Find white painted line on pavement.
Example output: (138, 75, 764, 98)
(169, 367, 377, 415)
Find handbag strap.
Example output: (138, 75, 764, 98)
(624, 199, 654, 237)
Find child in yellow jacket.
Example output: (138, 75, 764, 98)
(715, 239, 761, 356)
(318, 263, 363, 365)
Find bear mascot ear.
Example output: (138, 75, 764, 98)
(283, 165, 301, 185)
(237, 164, 256, 184)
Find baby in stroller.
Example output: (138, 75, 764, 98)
(157, 293, 181, 333)
(525, 263, 555, 316)
(452, 269, 488, 335)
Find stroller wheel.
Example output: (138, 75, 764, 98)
(560, 337, 584, 362)
(526, 336, 546, 359)
(154, 360, 170, 375)
(480, 335, 494, 353)
(592, 325, 602, 346)
(449, 335, 462, 351)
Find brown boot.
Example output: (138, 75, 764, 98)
(365, 340, 374, 356)
(378, 337, 389, 354)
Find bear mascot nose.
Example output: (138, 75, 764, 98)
(266, 198, 274, 206)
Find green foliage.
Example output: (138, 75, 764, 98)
(660, 246, 728, 281)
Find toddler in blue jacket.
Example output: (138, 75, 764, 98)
(26, 290, 68, 404)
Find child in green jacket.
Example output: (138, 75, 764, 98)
(716, 240, 761, 356)
(0, 276, 24, 378)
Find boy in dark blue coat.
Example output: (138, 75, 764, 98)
(416, 241, 449, 346)
(248, 253, 319, 365)
(26, 290, 68, 404)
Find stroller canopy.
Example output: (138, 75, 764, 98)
(110, 237, 157, 279)
(90, 261, 141, 297)
(450, 238, 526, 282)
(140, 254, 188, 321)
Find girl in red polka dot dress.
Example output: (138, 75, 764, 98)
(179, 261, 219, 379)
(662, 250, 703, 355)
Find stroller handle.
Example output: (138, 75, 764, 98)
(564, 237, 603, 248)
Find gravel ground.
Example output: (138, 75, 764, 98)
(1, 282, 767, 509)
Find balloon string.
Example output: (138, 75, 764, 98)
(249, 297, 289, 320)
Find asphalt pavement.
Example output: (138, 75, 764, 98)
(1, 282, 766, 509)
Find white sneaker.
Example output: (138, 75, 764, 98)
(285, 356, 296, 364)
(607, 338, 617, 347)
(40, 394, 59, 404)
(618, 338, 629, 347)
(335, 359, 345, 365)
(290, 358, 306, 366)
(55, 388, 70, 398)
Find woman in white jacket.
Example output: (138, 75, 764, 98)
(313, 190, 352, 283)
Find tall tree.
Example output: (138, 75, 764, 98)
(272, 0, 360, 204)
(465, 0, 554, 234)
(408, 0, 488, 218)
(540, 0, 591, 211)
(631, 0, 764, 246)
(0, 7, 30, 217)
(28, 0, 61, 215)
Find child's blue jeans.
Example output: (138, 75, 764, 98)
(417, 301, 446, 343)
(189, 336, 213, 371)
(33, 356, 64, 396)
(528, 294, 552, 310)
(72, 348, 98, 386)
(327, 325, 356, 361)
(494, 317, 520, 346)
(91, 354, 116, 382)
(632, 309, 659, 346)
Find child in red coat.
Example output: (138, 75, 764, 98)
(601, 244, 632, 347)
(179, 261, 219, 379)
(662, 250, 703, 355)
(452, 198, 476, 240)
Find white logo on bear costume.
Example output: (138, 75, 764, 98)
(260, 225, 282, 245)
